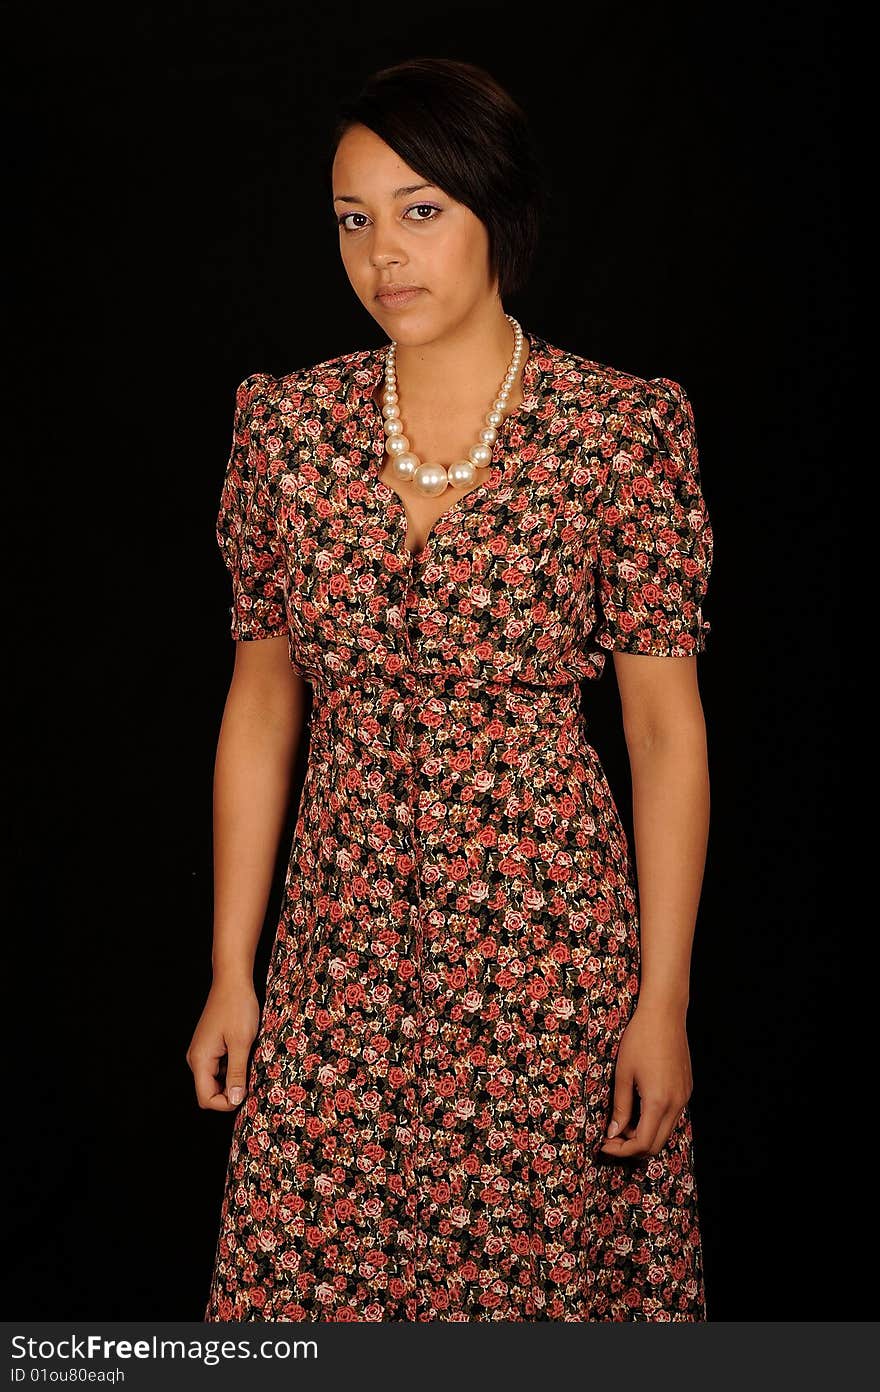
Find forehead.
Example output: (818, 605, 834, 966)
(332, 125, 424, 188)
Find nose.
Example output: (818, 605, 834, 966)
(371, 249, 405, 269)
(368, 217, 408, 270)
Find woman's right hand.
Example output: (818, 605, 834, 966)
(186, 974, 261, 1110)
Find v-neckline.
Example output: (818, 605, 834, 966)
(351, 328, 547, 569)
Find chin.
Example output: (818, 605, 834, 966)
(372, 310, 436, 344)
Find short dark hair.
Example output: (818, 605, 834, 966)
(327, 57, 546, 300)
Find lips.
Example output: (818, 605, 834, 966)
(376, 284, 422, 296)
(376, 287, 425, 308)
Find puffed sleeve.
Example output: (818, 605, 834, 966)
(216, 372, 289, 641)
(591, 376, 714, 657)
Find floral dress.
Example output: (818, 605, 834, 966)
(203, 327, 713, 1322)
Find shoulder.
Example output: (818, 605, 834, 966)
(553, 346, 698, 471)
(539, 337, 689, 425)
(243, 344, 374, 413)
(538, 342, 702, 495)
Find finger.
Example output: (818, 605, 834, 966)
(190, 1049, 230, 1109)
(648, 1109, 679, 1156)
(223, 1041, 252, 1107)
(620, 1094, 640, 1138)
(604, 1070, 635, 1141)
(600, 1099, 666, 1158)
(600, 1076, 639, 1150)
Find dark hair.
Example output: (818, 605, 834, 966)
(327, 58, 546, 300)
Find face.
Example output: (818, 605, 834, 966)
(331, 122, 499, 345)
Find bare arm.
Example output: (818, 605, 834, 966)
(212, 635, 308, 981)
(187, 635, 307, 1109)
(599, 651, 710, 1158)
(616, 651, 710, 1012)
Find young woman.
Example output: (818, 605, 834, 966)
(188, 56, 714, 1322)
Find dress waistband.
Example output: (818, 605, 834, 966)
(311, 671, 585, 737)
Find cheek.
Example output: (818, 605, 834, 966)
(434, 225, 488, 289)
(340, 245, 370, 292)
(458, 224, 491, 282)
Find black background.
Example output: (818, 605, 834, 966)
(5, 0, 849, 1321)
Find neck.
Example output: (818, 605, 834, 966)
(385, 308, 529, 411)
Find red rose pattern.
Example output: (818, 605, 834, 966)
(204, 328, 713, 1321)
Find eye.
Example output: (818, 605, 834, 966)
(404, 203, 441, 221)
(335, 203, 441, 232)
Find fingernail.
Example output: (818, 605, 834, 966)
(229, 1087, 244, 1104)
(607, 1120, 619, 1137)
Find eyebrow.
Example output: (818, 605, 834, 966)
(332, 182, 438, 204)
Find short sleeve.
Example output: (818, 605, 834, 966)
(216, 373, 289, 641)
(591, 376, 714, 657)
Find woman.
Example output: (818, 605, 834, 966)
(189, 56, 714, 1322)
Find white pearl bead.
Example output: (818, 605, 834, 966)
(379, 314, 524, 495)
(448, 459, 476, 487)
(390, 451, 418, 480)
(413, 463, 449, 496)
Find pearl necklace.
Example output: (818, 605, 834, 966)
(380, 314, 526, 497)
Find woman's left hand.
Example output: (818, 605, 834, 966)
(598, 1000, 694, 1160)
